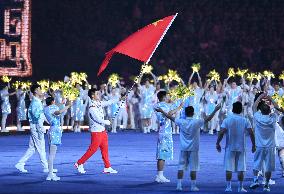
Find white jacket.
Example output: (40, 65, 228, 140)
(89, 98, 119, 132)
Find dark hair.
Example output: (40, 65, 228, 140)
(232, 101, 243, 114)
(185, 106, 194, 117)
(46, 96, 55, 106)
(260, 103, 271, 115)
(88, 88, 99, 98)
(157, 90, 167, 102)
(273, 81, 280, 86)
(254, 92, 265, 111)
(30, 83, 40, 95)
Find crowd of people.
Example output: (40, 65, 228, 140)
(1, 68, 283, 135)
(1, 66, 284, 192)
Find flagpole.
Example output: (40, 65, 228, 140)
(111, 13, 178, 123)
(146, 13, 178, 64)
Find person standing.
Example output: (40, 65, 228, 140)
(276, 115, 284, 177)
(16, 87, 27, 131)
(44, 97, 71, 181)
(249, 93, 284, 192)
(0, 83, 16, 132)
(154, 90, 183, 183)
(156, 103, 221, 191)
(15, 84, 49, 173)
(216, 101, 256, 192)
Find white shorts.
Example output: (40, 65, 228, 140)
(224, 150, 246, 172)
(178, 151, 199, 171)
(253, 147, 275, 172)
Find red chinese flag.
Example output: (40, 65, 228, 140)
(97, 14, 177, 75)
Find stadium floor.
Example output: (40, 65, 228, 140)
(0, 131, 283, 194)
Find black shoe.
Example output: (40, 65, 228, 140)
(263, 184, 270, 192)
(249, 181, 260, 189)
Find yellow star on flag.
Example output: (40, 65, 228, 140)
(152, 19, 163, 26)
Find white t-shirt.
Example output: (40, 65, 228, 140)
(253, 111, 277, 148)
(221, 114, 252, 152)
(175, 117, 204, 151)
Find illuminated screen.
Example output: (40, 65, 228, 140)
(0, 0, 32, 77)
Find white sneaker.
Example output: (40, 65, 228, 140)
(46, 173, 60, 181)
(43, 168, 58, 173)
(103, 167, 118, 174)
(238, 187, 247, 192)
(155, 175, 170, 183)
(1, 129, 9, 133)
(225, 187, 232, 192)
(17, 128, 25, 132)
(15, 163, 28, 173)
(263, 184, 270, 192)
(191, 186, 199, 192)
(74, 163, 86, 174)
(74, 127, 81, 133)
(261, 179, 275, 185)
(176, 184, 182, 191)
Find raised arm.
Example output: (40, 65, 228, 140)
(204, 103, 221, 123)
(150, 72, 158, 86)
(168, 101, 185, 116)
(197, 72, 203, 88)
(252, 93, 266, 113)
(137, 73, 144, 87)
(188, 71, 195, 86)
(222, 78, 229, 89)
(54, 102, 72, 115)
(154, 107, 175, 122)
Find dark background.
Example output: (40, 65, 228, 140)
(29, 0, 284, 83)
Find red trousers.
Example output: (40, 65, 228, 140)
(77, 130, 111, 168)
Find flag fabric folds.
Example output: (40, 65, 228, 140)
(97, 14, 177, 75)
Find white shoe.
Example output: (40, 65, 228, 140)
(15, 163, 28, 173)
(261, 179, 275, 185)
(208, 131, 213, 135)
(74, 163, 86, 174)
(103, 167, 118, 174)
(43, 168, 58, 173)
(1, 129, 9, 133)
(225, 187, 232, 192)
(191, 186, 199, 191)
(263, 184, 270, 192)
(249, 181, 260, 189)
(238, 187, 247, 192)
(155, 175, 170, 183)
(176, 184, 182, 191)
(17, 128, 25, 132)
(46, 173, 60, 181)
